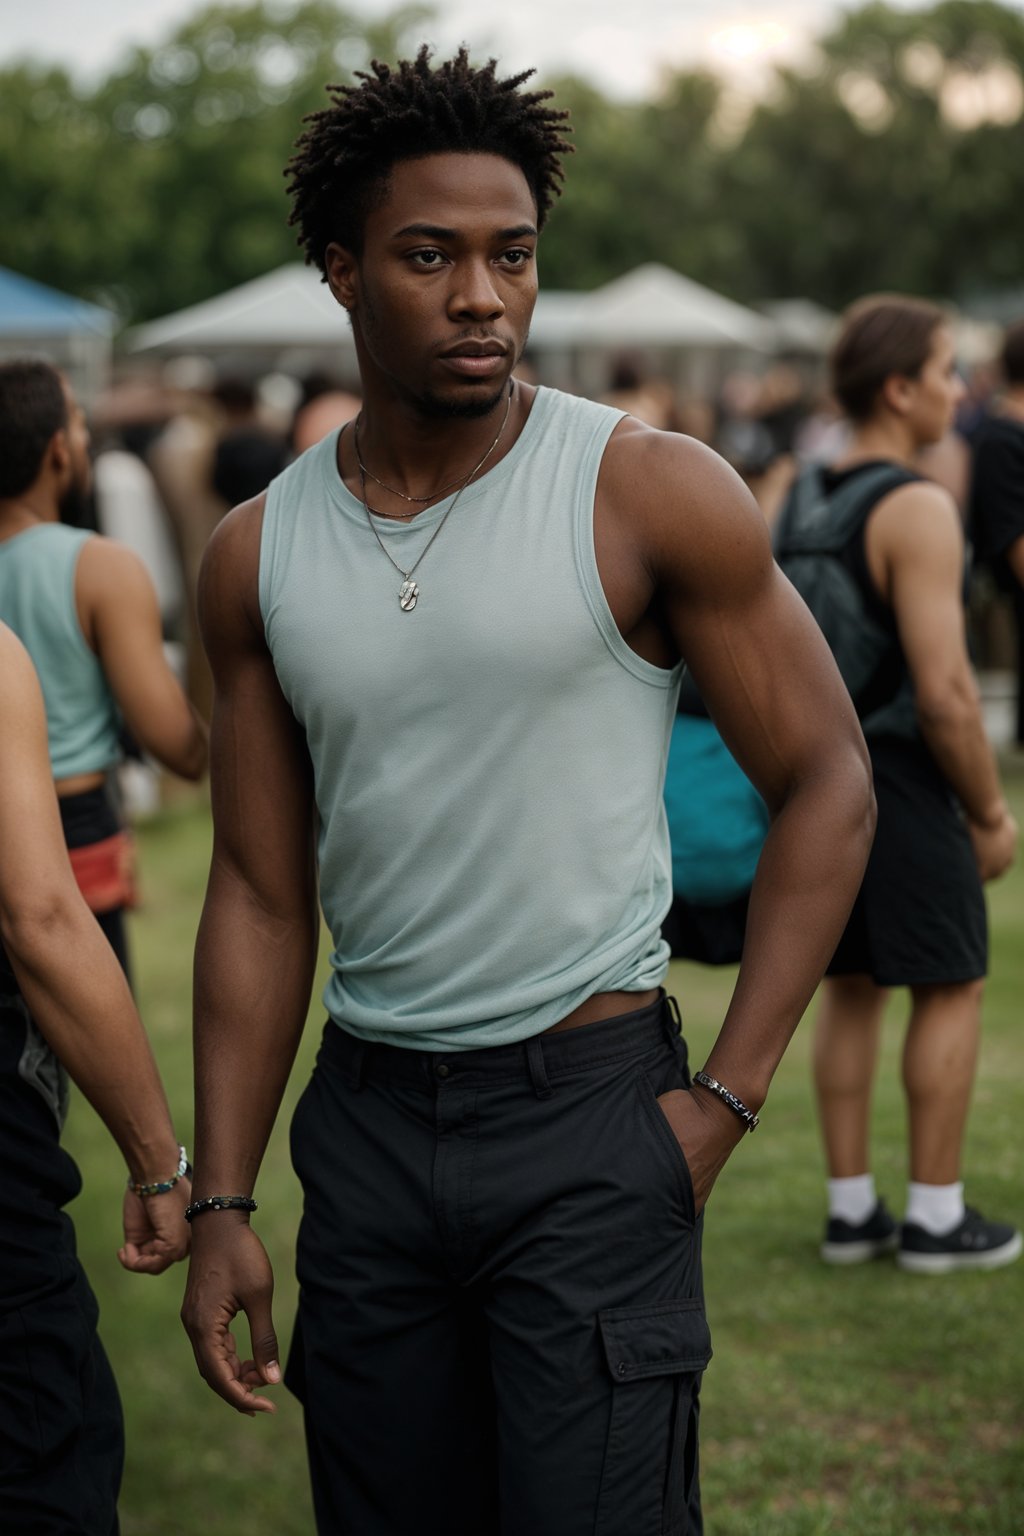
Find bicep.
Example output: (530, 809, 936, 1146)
(198, 519, 317, 918)
(884, 507, 968, 696)
(0, 644, 78, 925)
(85, 544, 193, 736)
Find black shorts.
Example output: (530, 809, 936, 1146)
(828, 736, 987, 986)
(286, 996, 710, 1536)
(0, 993, 123, 1534)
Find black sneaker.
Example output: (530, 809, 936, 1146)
(821, 1199, 899, 1265)
(898, 1207, 1022, 1274)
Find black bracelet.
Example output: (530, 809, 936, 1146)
(693, 1071, 760, 1132)
(184, 1195, 258, 1223)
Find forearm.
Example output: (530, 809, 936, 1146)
(702, 753, 876, 1108)
(916, 681, 1007, 827)
(191, 865, 318, 1197)
(2, 900, 180, 1180)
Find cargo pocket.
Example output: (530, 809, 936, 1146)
(594, 1299, 712, 1536)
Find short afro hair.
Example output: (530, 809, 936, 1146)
(285, 46, 572, 274)
(0, 358, 67, 499)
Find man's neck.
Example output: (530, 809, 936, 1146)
(0, 491, 58, 537)
(841, 419, 919, 470)
(345, 380, 531, 512)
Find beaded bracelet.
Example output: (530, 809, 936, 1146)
(128, 1145, 191, 1197)
(693, 1071, 760, 1133)
(184, 1195, 258, 1224)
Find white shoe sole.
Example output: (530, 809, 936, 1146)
(820, 1232, 899, 1265)
(897, 1230, 1023, 1274)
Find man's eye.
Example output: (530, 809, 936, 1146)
(410, 250, 446, 267)
(501, 248, 533, 267)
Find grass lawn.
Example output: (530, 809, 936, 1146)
(63, 770, 1024, 1535)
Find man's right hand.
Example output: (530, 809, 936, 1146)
(968, 806, 1018, 883)
(181, 1218, 281, 1416)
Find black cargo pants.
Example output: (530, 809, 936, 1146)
(286, 994, 711, 1536)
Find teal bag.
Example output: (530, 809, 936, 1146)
(663, 713, 769, 905)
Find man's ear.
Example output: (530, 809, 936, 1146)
(881, 373, 914, 418)
(47, 426, 71, 481)
(325, 243, 358, 312)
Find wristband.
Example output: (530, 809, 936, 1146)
(128, 1145, 191, 1196)
(184, 1195, 258, 1223)
(693, 1071, 760, 1132)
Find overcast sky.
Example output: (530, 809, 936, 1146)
(7, 0, 1018, 99)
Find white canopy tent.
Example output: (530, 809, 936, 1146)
(128, 264, 357, 379)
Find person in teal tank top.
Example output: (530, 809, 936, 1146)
(0, 360, 208, 977)
(182, 49, 875, 1536)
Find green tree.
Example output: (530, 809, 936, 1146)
(0, 2, 430, 320)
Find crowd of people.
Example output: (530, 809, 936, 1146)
(0, 44, 1021, 1536)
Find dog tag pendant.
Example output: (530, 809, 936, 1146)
(399, 578, 419, 612)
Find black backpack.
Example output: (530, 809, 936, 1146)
(773, 463, 917, 716)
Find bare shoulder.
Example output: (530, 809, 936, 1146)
(75, 531, 153, 594)
(869, 478, 964, 563)
(198, 492, 268, 650)
(599, 417, 773, 599)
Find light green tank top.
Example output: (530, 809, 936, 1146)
(0, 524, 122, 778)
(259, 387, 682, 1049)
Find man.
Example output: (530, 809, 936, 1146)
(0, 360, 207, 974)
(794, 296, 1020, 1273)
(0, 622, 191, 1533)
(970, 317, 1024, 745)
(182, 50, 874, 1536)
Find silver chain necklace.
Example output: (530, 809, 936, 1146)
(357, 383, 514, 612)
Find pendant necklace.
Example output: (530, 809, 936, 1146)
(357, 382, 514, 612)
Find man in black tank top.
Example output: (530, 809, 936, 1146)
(181, 49, 879, 1536)
(803, 296, 1019, 1277)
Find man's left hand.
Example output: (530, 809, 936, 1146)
(119, 1182, 192, 1274)
(655, 1088, 748, 1214)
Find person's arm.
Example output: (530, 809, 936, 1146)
(598, 427, 877, 1207)
(871, 483, 1017, 880)
(180, 497, 320, 1417)
(76, 537, 208, 780)
(1006, 532, 1024, 589)
(0, 626, 189, 1272)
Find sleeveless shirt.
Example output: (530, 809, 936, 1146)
(0, 524, 122, 779)
(259, 387, 682, 1050)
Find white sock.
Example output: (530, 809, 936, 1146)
(905, 1181, 965, 1236)
(828, 1174, 877, 1225)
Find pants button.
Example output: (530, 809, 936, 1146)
(436, 1064, 450, 1079)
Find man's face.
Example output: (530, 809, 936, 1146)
(57, 377, 93, 517)
(906, 326, 965, 445)
(328, 152, 539, 418)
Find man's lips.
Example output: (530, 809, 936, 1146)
(438, 346, 508, 377)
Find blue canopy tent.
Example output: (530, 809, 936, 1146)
(0, 266, 115, 402)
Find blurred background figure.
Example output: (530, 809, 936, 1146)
(969, 318, 1024, 747)
(601, 353, 681, 429)
(209, 376, 288, 510)
(0, 359, 207, 982)
(291, 371, 361, 455)
(778, 296, 1020, 1274)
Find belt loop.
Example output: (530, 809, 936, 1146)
(664, 994, 683, 1045)
(343, 1040, 366, 1092)
(525, 1035, 554, 1100)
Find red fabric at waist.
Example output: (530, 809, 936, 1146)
(67, 832, 138, 914)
